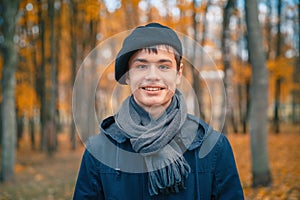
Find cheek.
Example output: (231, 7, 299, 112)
(127, 75, 142, 91)
(166, 75, 179, 87)
(127, 72, 137, 84)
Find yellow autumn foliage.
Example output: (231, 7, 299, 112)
(0, 0, 298, 120)
(16, 82, 39, 118)
(267, 56, 294, 102)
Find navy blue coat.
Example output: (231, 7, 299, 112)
(73, 115, 244, 200)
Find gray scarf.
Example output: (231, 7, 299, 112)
(115, 90, 191, 196)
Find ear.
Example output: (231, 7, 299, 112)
(176, 63, 183, 84)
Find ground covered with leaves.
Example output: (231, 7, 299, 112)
(228, 125, 300, 200)
(0, 124, 299, 199)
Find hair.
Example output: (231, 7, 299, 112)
(132, 45, 182, 71)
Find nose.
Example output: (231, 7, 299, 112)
(145, 65, 160, 81)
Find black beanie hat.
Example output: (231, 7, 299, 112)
(115, 23, 182, 84)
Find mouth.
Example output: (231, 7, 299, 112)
(141, 86, 165, 91)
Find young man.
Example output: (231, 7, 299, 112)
(73, 23, 244, 199)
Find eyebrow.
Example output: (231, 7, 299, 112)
(132, 58, 173, 64)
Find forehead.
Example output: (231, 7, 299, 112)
(130, 45, 177, 60)
(129, 50, 176, 66)
(140, 45, 176, 54)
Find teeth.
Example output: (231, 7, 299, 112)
(144, 87, 160, 91)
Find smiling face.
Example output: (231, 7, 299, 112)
(126, 46, 183, 116)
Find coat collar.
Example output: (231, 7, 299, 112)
(100, 114, 210, 151)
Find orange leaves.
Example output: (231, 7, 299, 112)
(16, 83, 39, 118)
(228, 128, 300, 199)
(267, 56, 295, 102)
(19, 1, 39, 26)
(78, 0, 103, 22)
(231, 61, 252, 84)
(267, 56, 294, 79)
(229, 55, 295, 104)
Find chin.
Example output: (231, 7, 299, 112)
(143, 98, 171, 108)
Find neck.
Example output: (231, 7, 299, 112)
(132, 97, 173, 120)
(144, 104, 168, 119)
(132, 96, 173, 120)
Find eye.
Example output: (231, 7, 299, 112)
(158, 65, 170, 70)
(136, 65, 148, 69)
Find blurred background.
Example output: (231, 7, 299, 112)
(0, 0, 299, 199)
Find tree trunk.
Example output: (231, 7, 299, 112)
(237, 13, 250, 134)
(46, 0, 57, 156)
(192, 0, 207, 121)
(245, 0, 272, 187)
(0, 104, 2, 147)
(242, 81, 250, 133)
(124, 0, 139, 29)
(222, 0, 237, 134)
(0, 0, 20, 182)
(30, 119, 36, 150)
(37, 0, 47, 151)
(273, 0, 282, 133)
(274, 78, 281, 133)
(30, 36, 38, 151)
(276, 0, 282, 57)
(70, 0, 78, 150)
(292, 4, 300, 123)
(265, 1, 272, 59)
(16, 114, 23, 149)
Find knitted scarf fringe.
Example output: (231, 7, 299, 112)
(148, 155, 191, 196)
